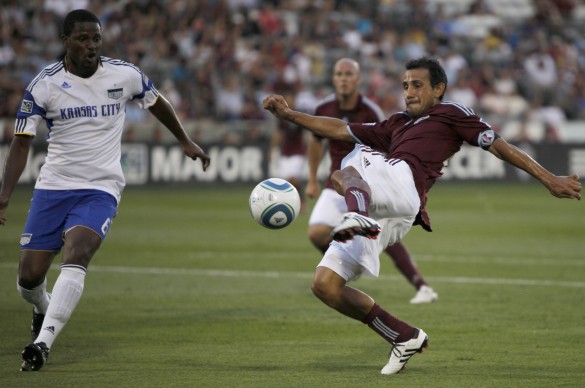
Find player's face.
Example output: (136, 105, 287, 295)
(63, 22, 102, 77)
(333, 62, 360, 99)
(402, 68, 444, 118)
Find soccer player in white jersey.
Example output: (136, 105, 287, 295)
(0, 9, 210, 371)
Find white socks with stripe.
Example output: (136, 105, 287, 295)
(35, 266, 87, 349)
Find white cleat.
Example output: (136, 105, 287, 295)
(331, 212, 381, 242)
(381, 328, 428, 375)
(410, 285, 438, 304)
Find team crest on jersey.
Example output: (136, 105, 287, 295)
(20, 233, 33, 245)
(107, 88, 123, 100)
(479, 129, 496, 148)
(20, 99, 33, 114)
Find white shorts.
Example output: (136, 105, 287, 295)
(317, 145, 420, 280)
(308, 188, 346, 227)
(277, 155, 306, 180)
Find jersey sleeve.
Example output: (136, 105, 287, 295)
(347, 121, 392, 150)
(438, 103, 493, 148)
(15, 88, 47, 137)
(129, 68, 159, 109)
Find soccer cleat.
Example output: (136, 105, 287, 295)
(331, 212, 381, 242)
(20, 342, 49, 372)
(31, 293, 50, 341)
(381, 328, 428, 375)
(410, 285, 438, 304)
(30, 310, 45, 341)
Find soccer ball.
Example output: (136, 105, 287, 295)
(249, 178, 301, 229)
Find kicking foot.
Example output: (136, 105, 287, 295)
(331, 212, 381, 242)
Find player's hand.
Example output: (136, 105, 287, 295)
(547, 173, 581, 200)
(183, 141, 211, 171)
(305, 179, 320, 199)
(263, 95, 290, 118)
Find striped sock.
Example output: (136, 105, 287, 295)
(344, 187, 370, 216)
(362, 304, 416, 344)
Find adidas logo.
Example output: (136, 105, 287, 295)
(364, 157, 371, 167)
(61, 82, 71, 89)
(44, 326, 55, 334)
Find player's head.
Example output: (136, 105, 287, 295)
(332, 58, 361, 100)
(403, 57, 448, 118)
(62, 9, 102, 77)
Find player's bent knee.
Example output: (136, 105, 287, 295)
(311, 277, 339, 303)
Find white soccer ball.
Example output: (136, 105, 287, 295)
(249, 178, 301, 229)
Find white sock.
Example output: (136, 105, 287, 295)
(17, 277, 51, 314)
(35, 265, 86, 349)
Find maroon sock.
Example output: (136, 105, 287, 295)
(362, 304, 416, 344)
(385, 243, 426, 289)
(344, 187, 370, 216)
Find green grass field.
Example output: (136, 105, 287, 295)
(1, 183, 584, 387)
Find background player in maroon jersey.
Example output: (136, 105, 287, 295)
(306, 58, 437, 304)
(269, 87, 307, 212)
(263, 56, 581, 375)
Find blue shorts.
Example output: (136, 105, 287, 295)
(20, 189, 118, 252)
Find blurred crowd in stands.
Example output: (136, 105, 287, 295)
(1, 0, 584, 144)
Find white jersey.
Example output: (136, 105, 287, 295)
(15, 56, 159, 203)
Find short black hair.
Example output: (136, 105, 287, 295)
(405, 57, 448, 100)
(62, 9, 101, 36)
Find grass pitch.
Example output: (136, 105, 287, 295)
(1, 183, 584, 387)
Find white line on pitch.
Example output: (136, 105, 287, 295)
(1, 263, 583, 288)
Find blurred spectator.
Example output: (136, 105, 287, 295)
(479, 70, 530, 129)
(0, 0, 583, 143)
(215, 75, 244, 120)
(522, 48, 558, 104)
(446, 70, 478, 110)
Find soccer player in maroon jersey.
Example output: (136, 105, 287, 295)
(269, 88, 307, 212)
(264, 56, 581, 375)
(306, 58, 437, 304)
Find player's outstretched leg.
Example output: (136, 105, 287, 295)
(331, 212, 381, 242)
(381, 328, 429, 375)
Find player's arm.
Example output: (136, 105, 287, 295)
(488, 137, 581, 200)
(305, 135, 324, 199)
(263, 95, 353, 142)
(0, 135, 34, 224)
(149, 94, 210, 171)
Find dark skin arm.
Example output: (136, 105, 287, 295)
(488, 137, 581, 200)
(149, 94, 210, 170)
(0, 135, 33, 225)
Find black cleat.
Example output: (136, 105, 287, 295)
(20, 342, 49, 372)
(30, 310, 45, 341)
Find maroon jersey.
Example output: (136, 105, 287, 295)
(348, 101, 492, 230)
(314, 93, 386, 188)
(278, 119, 306, 156)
